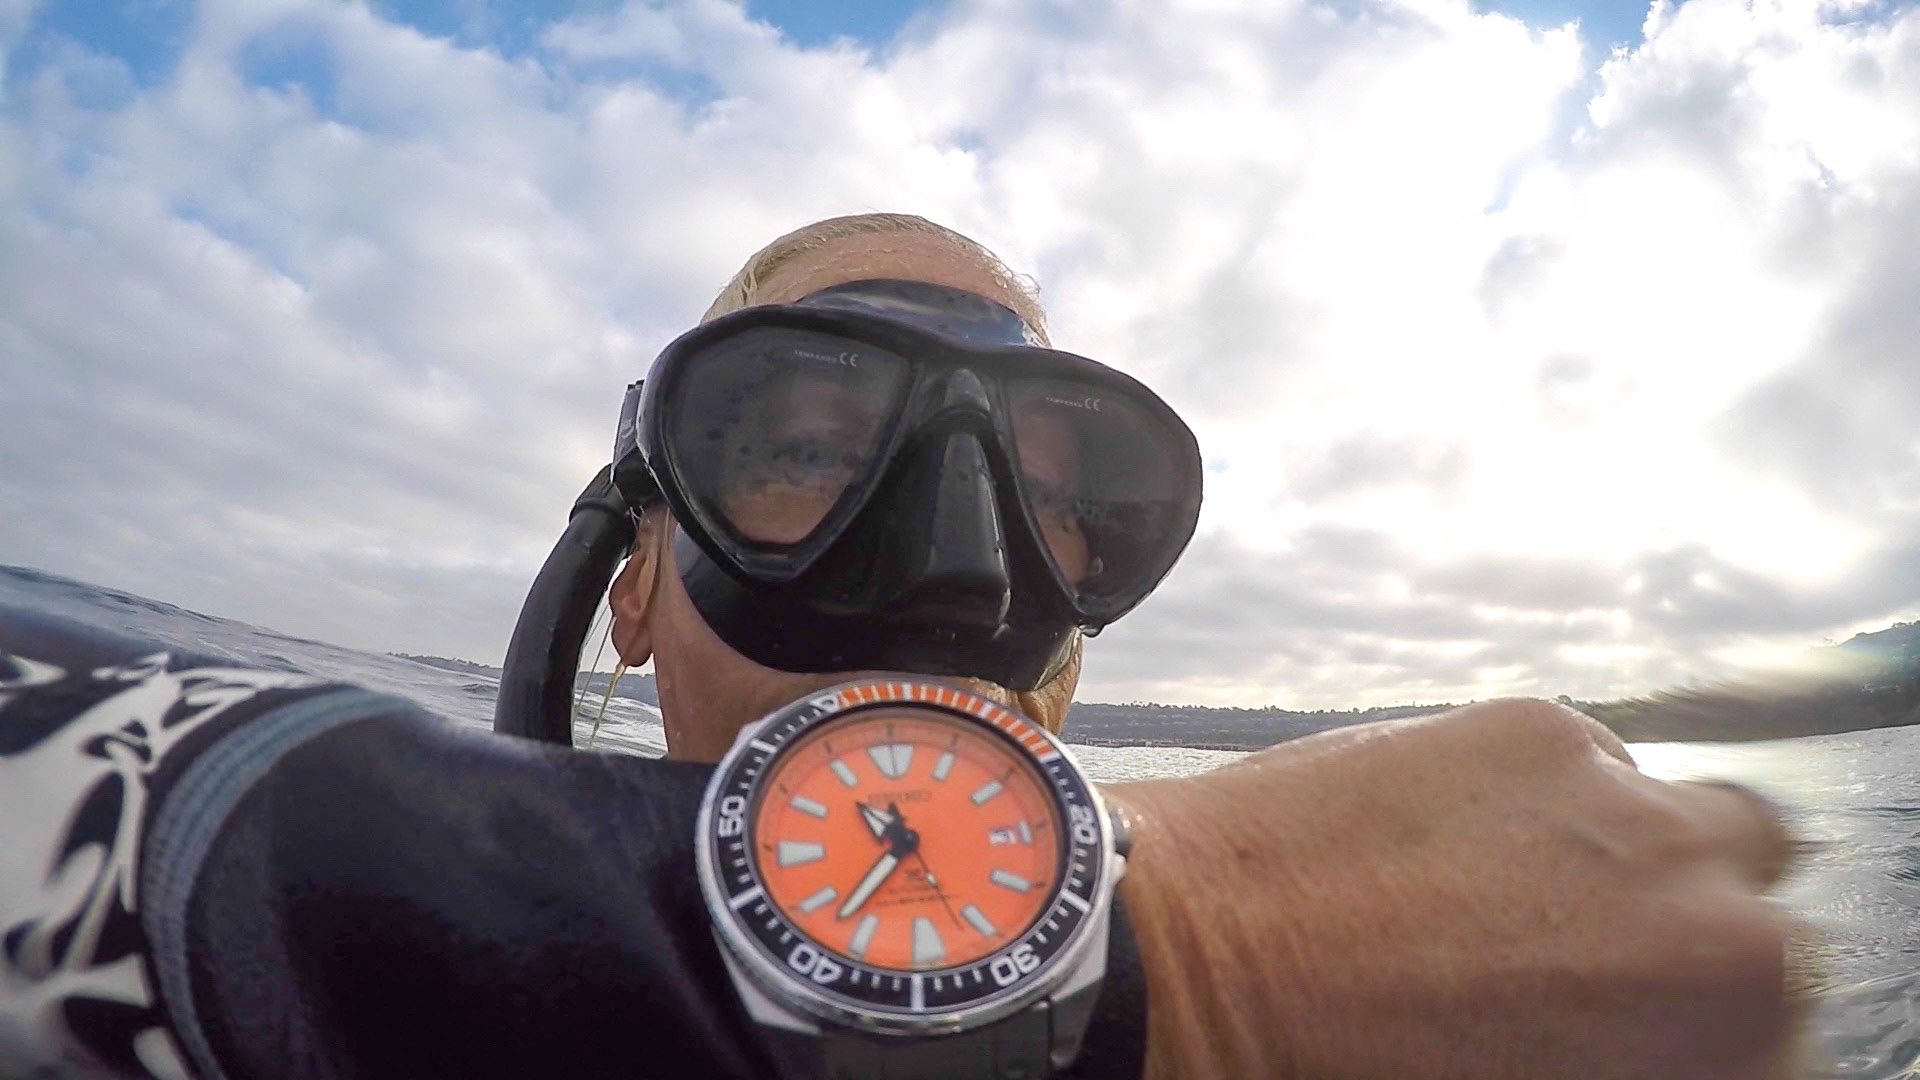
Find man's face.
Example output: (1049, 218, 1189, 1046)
(610, 231, 1084, 763)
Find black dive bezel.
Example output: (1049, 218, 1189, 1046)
(695, 680, 1116, 1035)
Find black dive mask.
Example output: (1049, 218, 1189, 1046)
(607, 279, 1203, 692)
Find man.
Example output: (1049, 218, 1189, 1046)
(0, 214, 1809, 1080)
(610, 213, 1816, 1076)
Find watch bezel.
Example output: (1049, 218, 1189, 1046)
(695, 678, 1120, 1038)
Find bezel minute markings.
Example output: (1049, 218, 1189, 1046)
(699, 680, 1111, 1031)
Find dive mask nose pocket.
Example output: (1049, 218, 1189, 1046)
(877, 429, 1012, 630)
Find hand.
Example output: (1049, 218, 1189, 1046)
(907, 848, 966, 930)
(856, 800, 894, 842)
(1103, 698, 1819, 1080)
(837, 850, 901, 919)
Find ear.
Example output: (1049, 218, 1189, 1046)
(608, 510, 665, 667)
(1015, 630, 1083, 736)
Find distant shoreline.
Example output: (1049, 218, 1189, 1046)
(397, 638, 1920, 737)
(396, 640, 1920, 746)
(9, 566, 1913, 747)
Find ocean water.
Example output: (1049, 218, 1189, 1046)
(3, 565, 1917, 1076)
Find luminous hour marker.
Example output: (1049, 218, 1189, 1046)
(961, 904, 997, 937)
(912, 917, 946, 966)
(790, 794, 828, 818)
(1018, 820, 1033, 845)
(990, 869, 1032, 893)
(932, 751, 955, 782)
(848, 915, 879, 959)
(797, 886, 838, 914)
(830, 759, 859, 788)
(970, 780, 1004, 806)
(777, 841, 825, 867)
(868, 743, 913, 779)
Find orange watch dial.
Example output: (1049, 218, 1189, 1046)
(752, 708, 1062, 972)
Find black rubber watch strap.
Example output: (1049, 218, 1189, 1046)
(822, 1001, 1050, 1080)
(761, 1001, 1052, 1080)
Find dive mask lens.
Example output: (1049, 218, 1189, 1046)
(662, 326, 911, 561)
(1007, 378, 1193, 616)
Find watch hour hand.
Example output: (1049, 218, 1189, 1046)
(837, 851, 900, 919)
(855, 800, 893, 841)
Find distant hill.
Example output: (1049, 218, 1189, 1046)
(397, 654, 664, 707)
(1576, 622, 1920, 743)
(1831, 620, 1920, 668)
(391, 653, 500, 676)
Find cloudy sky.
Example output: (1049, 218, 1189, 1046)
(3, 0, 1918, 709)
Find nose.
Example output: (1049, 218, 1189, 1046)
(885, 428, 1013, 629)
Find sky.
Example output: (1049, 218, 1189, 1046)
(4, 0, 1919, 710)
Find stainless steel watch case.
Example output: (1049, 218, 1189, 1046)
(696, 680, 1128, 1065)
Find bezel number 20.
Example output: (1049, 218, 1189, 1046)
(718, 795, 748, 837)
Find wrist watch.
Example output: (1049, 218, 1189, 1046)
(697, 678, 1131, 1079)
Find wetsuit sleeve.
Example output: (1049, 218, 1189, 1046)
(0, 608, 1147, 1080)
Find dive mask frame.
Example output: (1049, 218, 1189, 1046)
(612, 300, 1202, 635)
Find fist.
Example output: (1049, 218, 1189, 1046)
(1106, 698, 1817, 1080)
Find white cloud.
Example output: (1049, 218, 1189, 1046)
(2, 0, 1918, 709)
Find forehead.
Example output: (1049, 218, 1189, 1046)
(752, 231, 1025, 315)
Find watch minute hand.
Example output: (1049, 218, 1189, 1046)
(836, 850, 900, 919)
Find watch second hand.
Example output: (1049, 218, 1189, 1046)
(887, 801, 966, 931)
(910, 848, 966, 930)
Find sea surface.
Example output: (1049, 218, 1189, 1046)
(3, 565, 1917, 1076)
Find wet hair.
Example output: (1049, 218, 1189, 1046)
(701, 212, 1051, 345)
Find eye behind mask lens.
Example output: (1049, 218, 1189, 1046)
(668, 329, 911, 548)
(1007, 378, 1189, 608)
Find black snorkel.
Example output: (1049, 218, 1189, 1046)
(492, 383, 651, 744)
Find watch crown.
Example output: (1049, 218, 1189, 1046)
(1105, 800, 1133, 859)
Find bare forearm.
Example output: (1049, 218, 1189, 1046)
(1106, 778, 1309, 1079)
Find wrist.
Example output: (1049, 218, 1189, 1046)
(1100, 778, 1307, 1080)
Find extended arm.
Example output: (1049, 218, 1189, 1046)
(0, 609, 1146, 1080)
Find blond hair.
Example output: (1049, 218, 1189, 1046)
(702, 213, 1050, 344)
